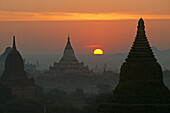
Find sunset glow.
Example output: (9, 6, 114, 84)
(94, 49, 104, 55)
(0, 11, 170, 21)
(0, 0, 170, 54)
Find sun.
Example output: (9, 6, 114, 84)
(94, 48, 104, 55)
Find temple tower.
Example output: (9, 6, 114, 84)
(59, 36, 78, 63)
(99, 18, 170, 113)
(0, 36, 42, 99)
(48, 35, 93, 76)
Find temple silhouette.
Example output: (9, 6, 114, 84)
(98, 18, 170, 113)
(0, 36, 42, 99)
(48, 35, 94, 76)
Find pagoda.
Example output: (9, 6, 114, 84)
(48, 35, 93, 76)
(99, 18, 170, 113)
(0, 36, 42, 99)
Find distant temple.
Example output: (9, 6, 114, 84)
(24, 60, 36, 73)
(99, 18, 170, 113)
(100, 64, 114, 76)
(0, 36, 42, 99)
(48, 36, 94, 76)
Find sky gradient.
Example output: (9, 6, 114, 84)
(0, 0, 169, 54)
(0, 0, 170, 21)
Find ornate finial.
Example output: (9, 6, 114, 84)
(13, 35, 16, 50)
(138, 18, 144, 27)
(137, 18, 145, 37)
(68, 33, 70, 41)
(139, 18, 143, 21)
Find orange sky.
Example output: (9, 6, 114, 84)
(0, 0, 170, 54)
(0, 0, 170, 21)
(0, 19, 170, 54)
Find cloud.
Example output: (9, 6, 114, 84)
(83, 45, 101, 48)
(0, 11, 170, 21)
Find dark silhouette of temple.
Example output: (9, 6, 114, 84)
(24, 60, 36, 73)
(48, 35, 94, 76)
(99, 18, 170, 113)
(0, 47, 37, 74)
(0, 36, 42, 99)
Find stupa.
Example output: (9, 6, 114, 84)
(0, 36, 42, 99)
(98, 18, 170, 113)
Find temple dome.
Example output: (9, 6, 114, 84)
(5, 36, 24, 73)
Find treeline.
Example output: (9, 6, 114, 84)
(0, 83, 44, 113)
(0, 83, 112, 113)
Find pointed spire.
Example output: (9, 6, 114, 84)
(138, 18, 144, 27)
(59, 35, 78, 63)
(65, 34, 72, 50)
(125, 18, 157, 62)
(12, 35, 16, 50)
(137, 18, 146, 37)
(67, 34, 70, 44)
(68, 33, 70, 40)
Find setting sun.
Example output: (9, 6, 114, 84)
(94, 48, 104, 55)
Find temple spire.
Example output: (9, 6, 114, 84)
(138, 18, 144, 27)
(59, 35, 78, 63)
(68, 33, 70, 40)
(125, 18, 156, 62)
(65, 34, 72, 50)
(67, 34, 70, 45)
(12, 35, 16, 50)
(137, 18, 146, 37)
